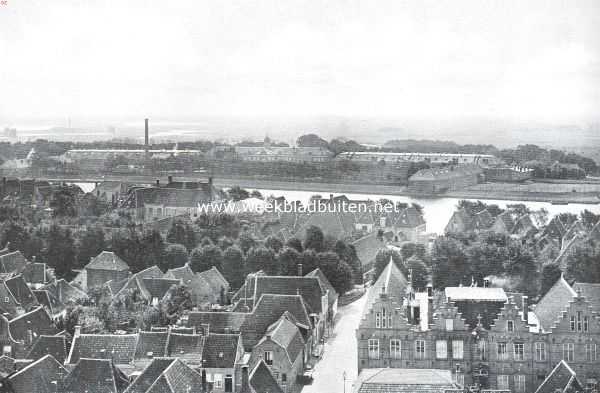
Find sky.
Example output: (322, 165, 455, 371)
(1, 0, 599, 123)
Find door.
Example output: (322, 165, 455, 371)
(225, 375, 233, 393)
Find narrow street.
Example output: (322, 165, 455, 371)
(302, 290, 368, 393)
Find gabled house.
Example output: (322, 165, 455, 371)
(248, 313, 305, 393)
(66, 329, 138, 366)
(511, 214, 537, 238)
(445, 209, 474, 234)
(165, 263, 225, 307)
(351, 232, 387, 277)
(534, 360, 584, 393)
(83, 251, 130, 291)
(244, 360, 284, 393)
(26, 334, 68, 364)
(473, 209, 495, 231)
(33, 289, 66, 320)
(124, 358, 204, 393)
(42, 278, 88, 305)
(0, 251, 29, 275)
(392, 206, 427, 241)
(200, 333, 245, 393)
(491, 211, 516, 235)
(6, 354, 67, 393)
(62, 358, 129, 393)
(1, 306, 59, 358)
(306, 268, 338, 325)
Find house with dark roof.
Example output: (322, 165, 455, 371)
(62, 358, 129, 393)
(248, 314, 305, 393)
(390, 206, 427, 242)
(84, 251, 130, 291)
(124, 358, 204, 393)
(491, 211, 516, 235)
(42, 278, 88, 305)
(351, 232, 387, 277)
(66, 329, 138, 366)
(511, 214, 537, 238)
(445, 209, 474, 234)
(165, 264, 225, 307)
(1, 306, 59, 358)
(0, 251, 29, 275)
(26, 335, 68, 364)
(200, 333, 245, 393)
(534, 360, 584, 393)
(0, 275, 39, 319)
(306, 268, 338, 325)
(6, 354, 66, 393)
(244, 359, 284, 393)
(20, 261, 53, 288)
(91, 181, 130, 207)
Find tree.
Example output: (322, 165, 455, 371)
(278, 247, 302, 276)
(238, 232, 257, 254)
(431, 236, 468, 289)
(541, 263, 563, 297)
(162, 244, 189, 271)
(406, 256, 429, 291)
(167, 219, 197, 250)
(222, 246, 245, 289)
(0, 222, 30, 254)
(140, 229, 166, 272)
(400, 243, 427, 262)
(264, 236, 284, 253)
(218, 236, 235, 250)
(250, 190, 263, 199)
(317, 252, 353, 294)
(303, 225, 324, 252)
(300, 249, 319, 275)
(40, 224, 77, 279)
(580, 210, 600, 229)
(565, 244, 600, 283)
(246, 246, 277, 275)
(190, 244, 223, 273)
(77, 226, 107, 269)
(228, 186, 250, 201)
(286, 237, 303, 253)
(50, 186, 78, 217)
(159, 284, 193, 325)
(296, 133, 328, 148)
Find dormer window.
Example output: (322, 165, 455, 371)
(570, 315, 576, 331)
(507, 320, 514, 332)
(445, 319, 454, 331)
(577, 311, 583, 331)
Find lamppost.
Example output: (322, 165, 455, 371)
(343, 371, 347, 393)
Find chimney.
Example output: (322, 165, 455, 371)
(74, 325, 81, 337)
(522, 295, 529, 324)
(156, 179, 160, 187)
(168, 175, 173, 184)
(297, 263, 303, 277)
(241, 365, 250, 393)
(144, 118, 149, 149)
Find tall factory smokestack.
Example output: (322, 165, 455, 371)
(144, 118, 149, 149)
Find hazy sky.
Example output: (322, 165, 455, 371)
(1, 0, 599, 122)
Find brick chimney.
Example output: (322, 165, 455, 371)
(240, 365, 250, 393)
(297, 263, 303, 276)
(144, 118, 149, 149)
(74, 325, 81, 337)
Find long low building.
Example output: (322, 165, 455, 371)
(407, 164, 483, 194)
(337, 151, 499, 165)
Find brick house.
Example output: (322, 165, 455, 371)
(83, 251, 130, 291)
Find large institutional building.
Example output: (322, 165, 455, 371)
(356, 260, 600, 392)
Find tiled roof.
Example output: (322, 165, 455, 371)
(534, 360, 584, 393)
(495, 211, 515, 232)
(113, 265, 164, 300)
(165, 333, 203, 360)
(446, 209, 474, 232)
(43, 278, 88, 303)
(534, 275, 577, 331)
(33, 289, 65, 316)
(86, 251, 130, 271)
(67, 334, 138, 364)
(135, 187, 213, 208)
(254, 275, 324, 314)
(21, 262, 48, 284)
(27, 335, 68, 363)
(473, 209, 494, 229)
(0, 251, 29, 274)
(306, 268, 338, 306)
(197, 266, 229, 292)
(355, 368, 457, 393)
(125, 358, 203, 393)
(9, 307, 59, 343)
(0, 355, 15, 378)
(294, 211, 356, 240)
(265, 315, 305, 364)
(363, 259, 408, 319)
(201, 333, 241, 368)
(7, 355, 67, 393)
(351, 232, 386, 265)
(394, 207, 426, 228)
(249, 360, 284, 393)
(186, 311, 247, 332)
(62, 358, 129, 393)
(134, 331, 169, 360)
(142, 277, 180, 300)
(241, 294, 312, 350)
(5, 275, 38, 309)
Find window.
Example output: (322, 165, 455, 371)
(452, 340, 464, 360)
(570, 315, 576, 331)
(584, 316, 589, 332)
(282, 374, 287, 383)
(264, 351, 273, 365)
(497, 375, 510, 390)
(381, 308, 389, 328)
(214, 374, 223, 389)
(206, 373, 213, 382)
(368, 339, 379, 359)
(514, 375, 526, 393)
(507, 320, 514, 332)
(497, 343, 508, 360)
(577, 311, 583, 332)
(514, 343, 524, 361)
(477, 340, 486, 361)
(390, 339, 401, 359)
(415, 340, 426, 359)
(563, 343, 575, 362)
(2, 346, 11, 356)
(445, 319, 454, 331)
(375, 312, 381, 328)
(535, 342, 546, 362)
(586, 343, 597, 362)
(436, 340, 447, 359)
(455, 373, 464, 387)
